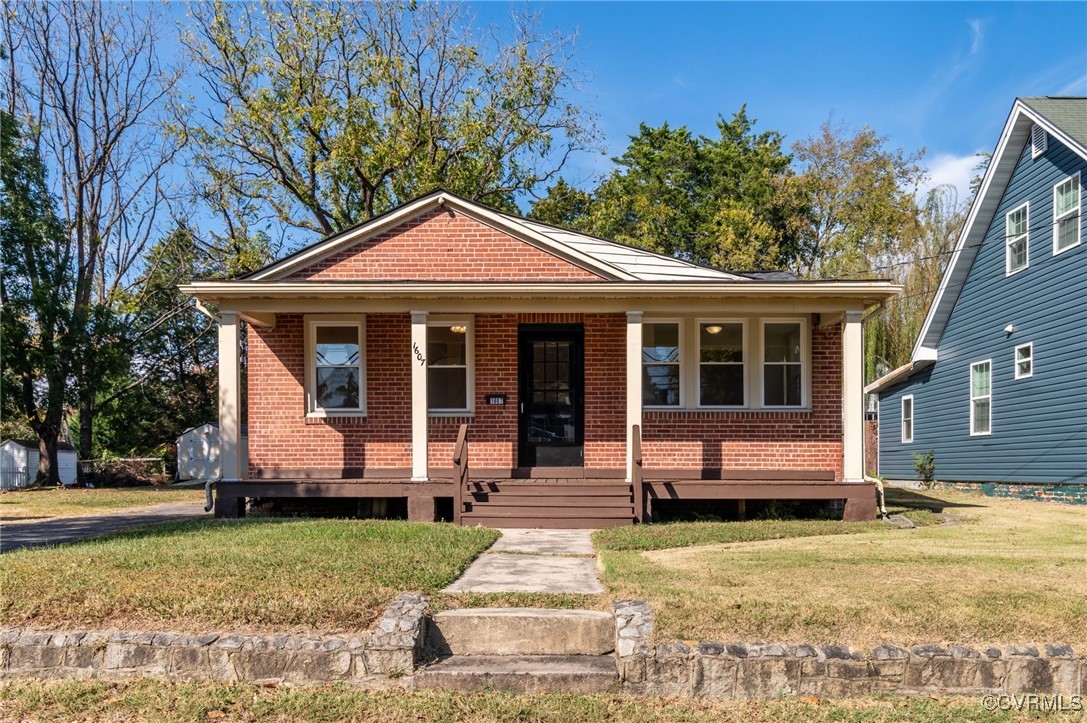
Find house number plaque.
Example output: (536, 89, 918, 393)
(485, 394, 507, 405)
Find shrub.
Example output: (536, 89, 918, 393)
(913, 449, 937, 489)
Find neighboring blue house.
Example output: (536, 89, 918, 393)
(867, 96, 1086, 501)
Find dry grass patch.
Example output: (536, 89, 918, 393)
(2, 679, 1068, 722)
(599, 490, 1087, 648)
(1, 519, 498, 634)
(0, 486, 203, 523)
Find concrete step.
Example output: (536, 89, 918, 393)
(416, 654, 618, 694)
(428, 608, 615, 656)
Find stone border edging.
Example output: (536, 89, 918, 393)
(612, 600, 1084, 699)
(0, 593, 428, 687)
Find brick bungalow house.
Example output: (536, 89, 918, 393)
(182, 190, 899, 527)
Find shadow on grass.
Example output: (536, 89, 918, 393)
(884, 487, 986, 512)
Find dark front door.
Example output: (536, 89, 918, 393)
(518, 325, 584, 467)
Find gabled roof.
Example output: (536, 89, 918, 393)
(868, 96, 1087, 395)
(243, 189, 750, 283)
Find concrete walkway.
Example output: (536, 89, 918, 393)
(0, 502, 209, 553)
(444, 528, 604, 594)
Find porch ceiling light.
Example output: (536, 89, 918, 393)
(449, 325, 468, 334)
(705, 325, 723, 335)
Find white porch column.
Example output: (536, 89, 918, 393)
(411, 311, 429, 481)
(626, 311, 643, 481)
(218, 311, 243, 481)
(842, 310, 865, 483)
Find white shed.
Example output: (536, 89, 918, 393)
(0, 439, 79, 488)
(176, 423, 248, 482)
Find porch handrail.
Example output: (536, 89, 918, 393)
(632, 424, 645, 523)
(452, 424, 469, 525)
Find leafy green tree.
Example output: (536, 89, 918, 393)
(527, 179, 594, 228)
(180, 0, 597, 236)
(0, 110, 75, 484)
(560, 108, 801, 269)
(792, 119, 925, 278)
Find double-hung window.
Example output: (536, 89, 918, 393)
(308, 319, 365, 415)
(1005, 203, 1029, 275)
(642, 323, 681, 407)
(1014, 343, 1033, 379)
(428, 322, 472, 413)
(1054, 174, 1081, 254)
(762, 321, 804, 407)
(699, 322, 745, 407)
(901, 395, 914, 443)
(970, 360, 992, 436)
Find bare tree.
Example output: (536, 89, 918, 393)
(6, 0, 183, 458)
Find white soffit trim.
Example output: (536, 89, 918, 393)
(864, 357, 936, 395)
(246, 190, 638, 282)
(911, 99, 1087, 361)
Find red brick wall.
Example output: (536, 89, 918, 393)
(641, 325, 844, 478)
(247, 315, 843, 478)
(289, 208, 604, 282)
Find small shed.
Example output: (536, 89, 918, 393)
(0, 439, 79, 489)
(176, 423, 248, 482)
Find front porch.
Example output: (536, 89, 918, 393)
(213, 425, 878, 527)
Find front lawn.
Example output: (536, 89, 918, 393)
(0, 486, 204, 523)
(1, 519, 498, 633)
(1, 680, 1066, 723)
(597, 489, 1087, 648)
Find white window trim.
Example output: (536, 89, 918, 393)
(901, 395, 914, 444)
(696, 318, 748, 409)
(1053, 172, 1081, 256)
(304, 315, 367, 417)
(759, 318, 810, 410)
(426, 317, 475, 416)
(969, 359, 992, 437)
(1005, 202, 1029, 277)
(1014, 342, 1033, 380)
(642, 319, 685, 410)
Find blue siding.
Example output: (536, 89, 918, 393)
(878, 135, 1087, 484)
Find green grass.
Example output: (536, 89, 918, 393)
(2, 680, 1074, 723)
(593, 518, 887, 552)
(597, 489, 1087, 648)
(0, 486, 204, 523)
(1, 519, 498, 633)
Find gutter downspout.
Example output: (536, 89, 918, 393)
(860, 301, 889, 519)
(204, 477, 218, 513)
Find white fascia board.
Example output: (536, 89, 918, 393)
(864, 356, 936, 395)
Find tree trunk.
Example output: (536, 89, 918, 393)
(36, 429, 62, 487)
(79, 400, 93, 462)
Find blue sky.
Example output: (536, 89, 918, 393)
(472, 1, 1087, 203)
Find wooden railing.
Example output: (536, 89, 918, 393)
(632, 424, 645, 523)
(452, 423, 469, 525)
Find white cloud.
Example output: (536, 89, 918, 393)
(919, 152, 981, 204)
(968, 19, 984, 55)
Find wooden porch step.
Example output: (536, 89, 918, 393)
(461, 515, 632, 529)
(465, 505, 632, 518)
(472, 497, 631, 508)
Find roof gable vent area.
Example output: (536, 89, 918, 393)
(1031, 124, 1048, 158)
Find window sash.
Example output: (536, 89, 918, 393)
(1015, 344, 1033, 379)
(310, 321, 365, 413)
(427, 322, 472, 412)
(901, 396, 913, 443)
(1054, 175, 1081, 253)
(762, 322, 804, 407)
(1006, 204, 1029, 274)
(970, 361, 992, 435)
(698, 322, 745, 407)
(643, 323, 682, 407)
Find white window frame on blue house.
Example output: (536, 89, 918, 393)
(970, 359, 992, 436)
(1053, 172, 1081, 255)
(1014, 342, 1033, 379)
(1005, 202, 1029, 276)
(901, 395, 914, 443)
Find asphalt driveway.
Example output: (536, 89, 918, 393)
(1, 502, 209, 553)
